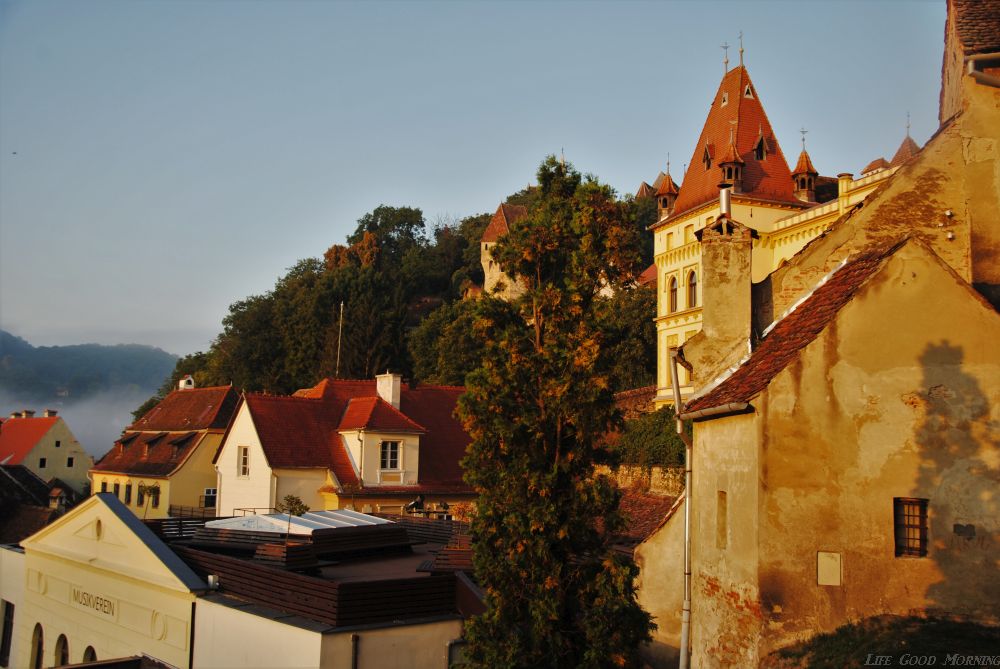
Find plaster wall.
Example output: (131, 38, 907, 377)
(169, 432, 224, 510)
(0, 547, 25, 668)
(216, 405, 274, 515)
(340, 430, 421, 487)
(754, 246, 1000, 656)
(634, 504, 684, 668)
(90, 474, 171, 519)
(482, 241, 524, 300)
(193, 598, 324, 668)
(689, 412, 761, 669)
(320, 618, 463, 669)
(273, 467, 327, 511)
(22, 419, 93, 495)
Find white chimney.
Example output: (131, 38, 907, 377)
(22, 409, 35, 418)
(376, 372, 402, 410)
(179, 375, 195, 391)
(44, 409, 58, 417)
(10, 412, 21, 419)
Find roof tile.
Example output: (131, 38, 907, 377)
(132, 386, 239, 431)
(481, 204, 528, 243)
(0, 416, 58, 465)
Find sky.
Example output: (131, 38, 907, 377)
(1, 0, 945, 357)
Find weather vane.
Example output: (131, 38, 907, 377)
(799, 126, 808, 151)
(739, 31, 744, 66)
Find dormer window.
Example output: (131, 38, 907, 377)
(703, 146, 712, 170)
(721, 92, 729, 107)
(744, 84, 754, 98)
(754, 137, 766, 160)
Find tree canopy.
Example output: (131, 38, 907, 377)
(458, 156, 653, 668)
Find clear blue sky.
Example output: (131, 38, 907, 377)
(0, 0, 945, 356)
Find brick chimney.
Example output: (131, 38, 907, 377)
(683, 184, 755, 389)
(376, 372, 402, 410)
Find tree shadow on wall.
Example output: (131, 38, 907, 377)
(913, 340, 1000, 617)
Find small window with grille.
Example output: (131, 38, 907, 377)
(894, 497, 928, 557)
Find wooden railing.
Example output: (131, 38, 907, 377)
(373, 512, 469, 545)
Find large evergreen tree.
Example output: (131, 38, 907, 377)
(458, 157, 653, 668)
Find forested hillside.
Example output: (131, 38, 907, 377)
(0, 331, 176, 403)
(141, 164, 657, 418)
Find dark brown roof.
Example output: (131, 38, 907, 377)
(671, 66, 804, 218)
(481, 204, 528, 243)
(0, 504, 59, 544)
(131, 386, 239, 431)
(653, 171, 679, 196)
(93, 431, 210, 477)
(890, 134, 921, 168)
(618, 491, 679, 544)
(684, 242, 903, 415)
(636, 181, 655, 198)
(1, 464, 50, 505)
(951, 0, 1000, 55)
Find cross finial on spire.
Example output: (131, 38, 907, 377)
(666, 152, 671, 175)
(799, 126, 808, 151)
(721, 41, 730, 72)
(739, 31, 744, 67)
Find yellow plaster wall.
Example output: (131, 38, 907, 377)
(89, 473, 171, 520)
(273, 467, 328, 511)
(320, 618, 463, 668)
(168, 432, 223, 510)
(753, 245, 1000, 657)
(0, 547, 26, 667)
(634, 505, 684, 668)
(21, 418, 93, 495)
(17, 497, 199, 668)
(193, 598, 324, 668)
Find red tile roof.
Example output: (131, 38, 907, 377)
(683, 242, 903, 415)
(247, 379, 471, 491)
(951, 0, 1000, 55)
(481, 204, 528, 243)
(890, 134, 921, 168)
(792, 149, 818, 176)
(131, 386, 239, 431)
(653, 172, 679, 196)
(338, 397, 426, 433)
(637, 263, 657, 287)
(92, 431, 210, 477)
(862, 157, 890, 175)
(671, 66, 803, 219)
(618, 491, 680, 544)
(0, 416, 58, 465)
(635, 181, 655, 198)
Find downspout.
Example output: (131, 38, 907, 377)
(670, 348, 694, 669)
(967, 52, 1000, 88)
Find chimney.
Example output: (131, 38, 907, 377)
(10, 411, 22, 419)
(178, 375, 195, 391)
(837, 172, 853, 216)
(44, 409, 58, 418)
(22, 409, 35, 418)
(718, 182, 732, 217)
(376, 372, 402, 410)
(687, 207, 755, 387)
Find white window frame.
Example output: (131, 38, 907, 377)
(238, 446, 250, 478)
(380, 440, 400, 471)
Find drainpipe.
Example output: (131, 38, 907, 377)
(670, 348, 694, 669)
(967, 52, 1000, 88)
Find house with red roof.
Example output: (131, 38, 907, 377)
(0, 409, 92, 495)
(90, 382, 239, 519)
(214, 373, 473, 516)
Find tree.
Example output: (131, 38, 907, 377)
(594, 285, 656, 393)
(458, 157, 653, 668)
(408, 299, 484, 385)
(276, 494, 309, 516)
(612, 406, 688, 469)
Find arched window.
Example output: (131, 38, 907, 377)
(55, 634, 68, 666)
(30, 624, 43, 669)
(84, 646, 97, 662)
(669, 277, 678, 313)
(688, 271, 698, 308)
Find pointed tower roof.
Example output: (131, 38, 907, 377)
(890, 134, 921, 167)
(636, 181, 655, 198)
(671, 66, 802, 218)
(792, 149, 818, 176)
(654, 171, 679, 196)
(481, 203, 529, 243)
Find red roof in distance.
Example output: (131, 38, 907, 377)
(671, 66, 803, 219)
(890, 134, 921, 168)
(0, 416, 58, 465)
(792, 149, 818, 176)
(481, 204, 528, 243)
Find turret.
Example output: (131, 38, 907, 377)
(791, 148, 818, 203)
(717, 132, 745, 193)
(654, 169, 679, 219)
